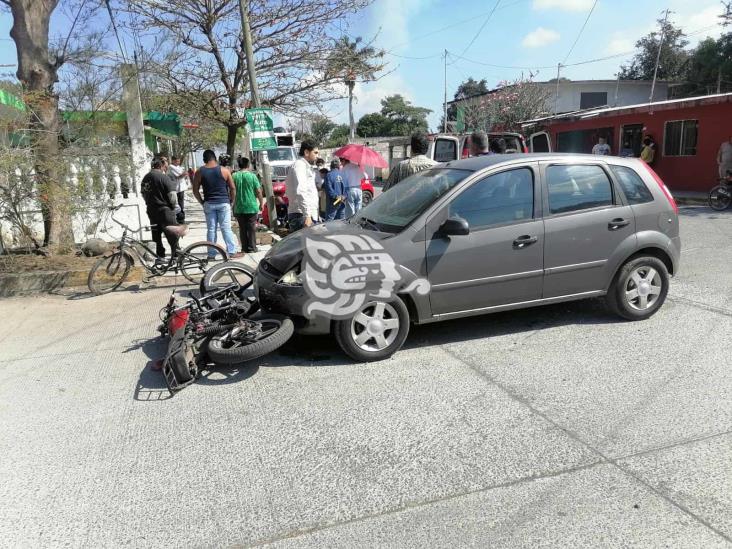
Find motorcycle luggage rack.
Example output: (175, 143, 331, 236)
(162, 359, 197, 393)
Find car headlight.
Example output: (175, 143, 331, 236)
(278, 269, 303, 285)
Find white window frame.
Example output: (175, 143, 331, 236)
(663, 119, 698, 158)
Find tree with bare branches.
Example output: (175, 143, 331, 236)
(122, 0, 381, 156)
(3, 0, 111, 252)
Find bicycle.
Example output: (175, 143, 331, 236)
(88, 204, 229, 294)
(708, 179, 732, 211)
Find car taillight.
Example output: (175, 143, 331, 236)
(641, 162, 678, 214)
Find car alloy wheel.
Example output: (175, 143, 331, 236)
(350, 301, 400, 352)
(624, 266, 663, 311)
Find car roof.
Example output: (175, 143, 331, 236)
(442, 152, 632, 171)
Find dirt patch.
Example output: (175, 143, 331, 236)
(0, 254, 100, 274)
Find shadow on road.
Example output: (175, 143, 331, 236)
(55, 280, 200, 301)
(264, 297, 620, 366)
(678, 205, 731, 218)
(130, 335, 172, 401)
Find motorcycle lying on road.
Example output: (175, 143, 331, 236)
(158, 262, 293, 392)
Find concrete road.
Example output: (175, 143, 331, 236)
(1, 206, 730, 548)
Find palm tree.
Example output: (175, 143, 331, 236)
(331, 37, 384, 142)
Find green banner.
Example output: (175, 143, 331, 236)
(0, 89, 26, 112)
(246, 107, 277, 151)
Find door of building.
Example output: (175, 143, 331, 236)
(621, 124, 644, 157)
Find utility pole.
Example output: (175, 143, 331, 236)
(614, 73, 621, 106)
(554, 63, 562, 114)
(239, 0, 276, 229)
(443, 49, 448, 133)
(649, 9, 670, 105)
(717, 66, 722, 94)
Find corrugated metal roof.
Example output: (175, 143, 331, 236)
(521, 92, 732, 127)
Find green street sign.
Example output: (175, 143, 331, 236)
(246, 107, 277, 151)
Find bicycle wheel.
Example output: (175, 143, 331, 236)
(199, 261, 256, 295)
(178, 241, 229, 284)
(88, 252, 133, 295)
(708, 185, 731, 211)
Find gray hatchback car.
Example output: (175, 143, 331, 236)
(255, 154, 681, 361)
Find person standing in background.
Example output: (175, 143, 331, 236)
(168, 156, 189, 223)
(717, 136, 732, 178)
(640, 137, 655, 164)
(232, 156, 263, 254)
(592, 137, 611, 156)
(383, 132, 438, 192)
(285, 140, 320, 231)
(192, 149, 242, 258)
(141, 156, 180, 258)
(340, 157, 367, 217)
(324, 159, 347, 221)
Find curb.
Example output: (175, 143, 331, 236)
(0, 266, 144, 298)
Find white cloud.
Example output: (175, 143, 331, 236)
(533, 0, 594, 11)
(522, 27, 561, 48)
(606, 32, 635, 56)
(372, 0, 434, 52)
(687, 5, 725, 36)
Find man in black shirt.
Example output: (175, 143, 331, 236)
(141, 157, 181, 258)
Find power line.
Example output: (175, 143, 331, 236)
(385, 52, 442, 60)
(562, 0, 599, 64)
(385, 0, 528, 53)
(459, 0, 502, 58)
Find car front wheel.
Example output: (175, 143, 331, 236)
(334, 298, 410, 361)
(606, 256, 669, 320)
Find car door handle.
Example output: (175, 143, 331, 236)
(608, 218, 630, 231)
(513, 235, 538, 249)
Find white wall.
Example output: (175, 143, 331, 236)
(538, 81, 669, 113)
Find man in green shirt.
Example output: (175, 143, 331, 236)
(232, 157, 264, 253)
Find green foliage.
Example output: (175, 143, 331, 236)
(325, 124, 350, 148)
(441, 78, 490, 131)
(619, 19, 689, 80)
(356, 112, 392, 137)
(310, 116, 336, 145)
(379, 94, 431, 136)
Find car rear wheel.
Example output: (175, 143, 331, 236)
(606, 256, 669, 320)
(334, 298, 410, 362)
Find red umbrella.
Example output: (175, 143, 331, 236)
(332, 143, 388, 169)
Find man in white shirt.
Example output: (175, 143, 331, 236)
(285, 140, 320, 231)
(717, 136, 732, 178)
(340, 158, 367, 217)
(168, 156, 190, 222)
(592, 137, 611, 156)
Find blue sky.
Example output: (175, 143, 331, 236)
(1, 0, 727, 130)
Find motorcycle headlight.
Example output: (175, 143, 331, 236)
(279, 269, 303, 285)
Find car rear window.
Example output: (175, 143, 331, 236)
(546, 164, 613, 214)
(610, 165, 654, 205)
(434, 139, 457, 162)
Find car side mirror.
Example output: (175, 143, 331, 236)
(440, 216, 470, 236)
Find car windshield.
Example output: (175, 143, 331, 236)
(351, 168, 471, 233)
(265, 148, 295, 162)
